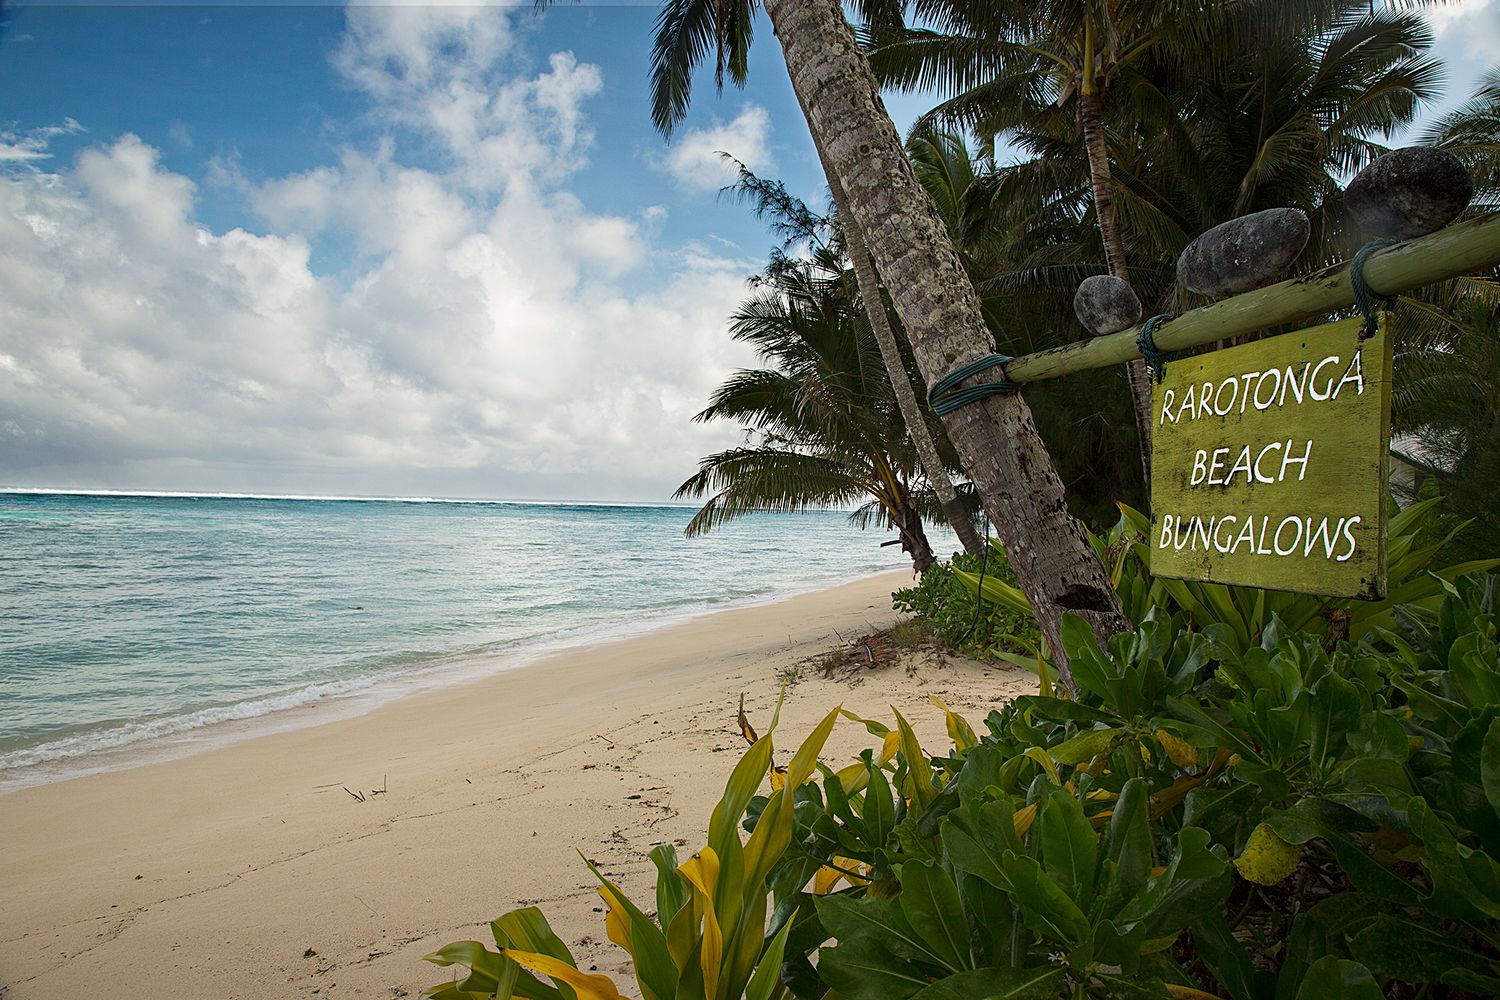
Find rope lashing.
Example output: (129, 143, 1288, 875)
(927, 354, 1016, 416)
(1135, 313, 1176, 383)
(1350, 237, 1400, 339)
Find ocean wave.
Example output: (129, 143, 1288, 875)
(0, 673, 394, 773)
(0, 487, 707, 509)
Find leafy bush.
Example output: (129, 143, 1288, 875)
(424, 576, 1500, 1000)
(891, 548, 1042, 665)
(956, 496, 1500, 657)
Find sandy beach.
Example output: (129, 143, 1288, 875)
(0, 571, 1032, 1000)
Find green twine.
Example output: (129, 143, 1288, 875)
(928, 355, 1016, 416)
(958, 513, 993, 646)
(1136, 313, 1176, 383)
(1350, 237, 1400, 339)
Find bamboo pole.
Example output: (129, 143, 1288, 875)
(1002, 212, 1500, 385)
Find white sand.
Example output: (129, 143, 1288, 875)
(0, 571, 1032, 999)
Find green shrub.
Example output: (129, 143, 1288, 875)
(954, 496, 1500, 658)
(891, 549, 1042, 665)
(424, 576, 1500, 1000)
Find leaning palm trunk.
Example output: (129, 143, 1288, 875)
(1079, 88, 1155, 483)
(822, 163, 985, 557)
(762, 0, 1130, 677)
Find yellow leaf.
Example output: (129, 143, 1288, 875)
(1022, 746, 1061, 784)
(812, 855, 869, 895)
(677, 848, 723, 996)
(1013, 802, 1039, 838)
(1051, 728, 1117, 766)
(1155, 729, 1198, 769)
(878, 730, 901, 765)
(1141, 932, 1178, 954)
(1234, 823, 1300, 885)
(596, 885, 631, 952)
(892, 708, 937, 812)
(742, 707, 841, 893)
(928, 695, 977, 752)
(502, 950, 628, 1000)
(769, 766, 788, 792)
(835, 761, 868, 795)
(737, 693, 758, 746)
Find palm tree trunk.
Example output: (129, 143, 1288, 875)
(1079, 88, 1155, 486)
(821, 162, 985, 557)
(762, 0, 1130, 680)
(893, 489, 936, 574)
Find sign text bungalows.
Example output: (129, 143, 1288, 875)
(1150, 316, 1394, 598)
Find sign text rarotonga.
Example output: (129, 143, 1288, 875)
(1150, 316, 1393, 598)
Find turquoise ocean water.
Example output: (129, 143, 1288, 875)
(0, 490, 933, 789)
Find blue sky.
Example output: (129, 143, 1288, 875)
(0, 2, 1494, 502)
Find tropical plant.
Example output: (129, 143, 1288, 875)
(891, 547, 1042, 664)
(904, 128, 1147, 525)
(953, 496, 1500, 658)
(719, 160, 984, 555)
(863, 0, 1237, 469)
(422, 706, 843, 1000)
(1392, 68, 1500, 554)
(424, 576, 1500, 999)
(638, 0, 1133, 678)
(674, 238, 958, 572)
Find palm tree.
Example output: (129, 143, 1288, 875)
(642, 0, 1131, 674)
(1102, 2, 1443, 285)
(862, 0, 1229, 476)
(720, 160, 986, 556)
(675, 257, 947, 573)
(907, 128, 1147, 526)
(1391, 67, 1500, 552)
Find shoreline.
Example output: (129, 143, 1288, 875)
(0, 566, 913, 793)
(0, 569, 1028, 1000)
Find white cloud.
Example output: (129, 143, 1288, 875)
(1424, 0, 1499, 58)
(661, 105, 774, 192)
(0, 8, 758, 500)
(0, 119, 84, 164)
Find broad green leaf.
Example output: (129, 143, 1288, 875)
(862, 757, 896, 849)
(743, 908, 797, 1000)
(942, 798, 1018, 890)
(1050, 727, 1119, 766)
(1294, 958, 1383, 1000)
(892, 708, 938, 813)
(649, 844, 689, 935)
(708, 733, 774, 860)
(1351, 913, 1500, 986)
(1104, 778, 1152, 901)
(1190, 911, 1262, 1000)
(1482, 717, 1500, 821)
(742, 707, 840, 894)
(818, 939, 929, 1000)
(1000, 851, 1090, 947)
(1039, 789, 1097, 902)
(896, 861, 974, 972)
(493, 908, 575, 965)
(422, 941, 523, 999)
(583, 857, 676, 1000)
(815, 894, 942, 966)
(908, 966, 1066, 1000)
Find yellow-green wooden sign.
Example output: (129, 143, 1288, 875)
(1150, 315, 1393, 599)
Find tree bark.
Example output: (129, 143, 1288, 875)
(891, 484, 936, 574)
(1078, 88, 1155, 487)
(762, 0, 1130, 679)
(821, 162, 986, 557)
